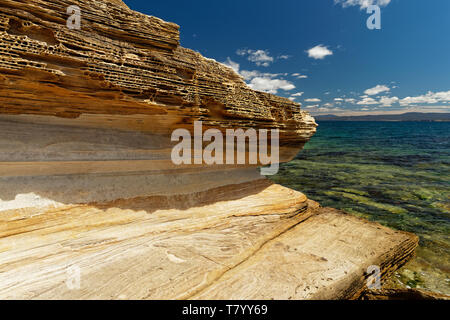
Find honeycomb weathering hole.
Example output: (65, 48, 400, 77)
(7, 18, 59, 46)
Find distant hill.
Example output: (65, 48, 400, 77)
(315, 112, 450, 122)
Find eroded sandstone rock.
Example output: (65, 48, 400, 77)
(0, 0, 316, 150)
(0, 0, 418, 300)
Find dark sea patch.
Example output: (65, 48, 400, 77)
(270, 121, 450, 294)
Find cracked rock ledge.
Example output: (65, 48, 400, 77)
(0, 0, 418, 299)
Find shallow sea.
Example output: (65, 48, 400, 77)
(270, 121, 450, 294)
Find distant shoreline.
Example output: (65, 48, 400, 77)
(314, 112, 450, 122)
(317, 120, 450, 122)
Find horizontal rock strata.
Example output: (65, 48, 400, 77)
(0, 0, 316, 162)
(0, 0, 419, 300)
(0, 182, 418, 300)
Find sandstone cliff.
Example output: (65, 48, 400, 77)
(0, 0, 418, 299)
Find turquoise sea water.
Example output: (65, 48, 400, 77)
(270, 121, 450, 294)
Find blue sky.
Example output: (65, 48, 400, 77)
(125, 0, 450, 115)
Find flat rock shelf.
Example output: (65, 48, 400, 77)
(0, 179, 417, 300)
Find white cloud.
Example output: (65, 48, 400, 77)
(292, 73, 308, 79)
(239, 70, 284, 81)
(436, 91, 450, 100)
(364, 84, 390, 96)
(357, 97, 378, 105)
(239, 70, 260, 80)
(400, 90, 450, 106)
(248, 77, 295, 94)
(334, 0, 391, 10)
(352, 90, 450, 107)
(278, 55, 291, 60)
(305, 105, 319, 109)
(222, 58, 296, 95)
(307, 45, 333, 60)
(237, 49, 274, 67)
(305, 98, 321, 102)
(223, 57, 240, 73)
(223, 57, 296, 95)
(314, 107, 344, 113)
(379, 96, 399, 107)
(289, 93, 304, 101)
(345, 98, 357, 103)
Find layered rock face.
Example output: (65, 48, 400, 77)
(0, 0, 418, 299)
